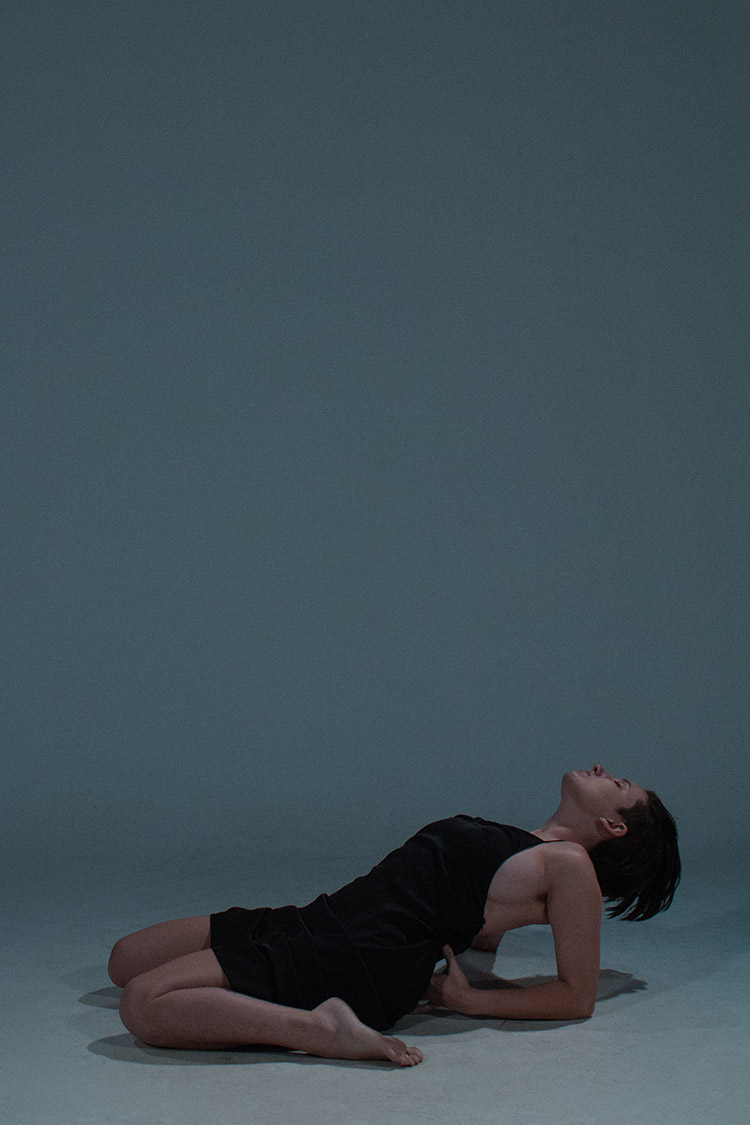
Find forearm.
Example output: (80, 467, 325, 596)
(470, 933, 501, 952)
(460, 979, 594, 1021)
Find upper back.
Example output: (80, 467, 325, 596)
(329, 814, 547, 952)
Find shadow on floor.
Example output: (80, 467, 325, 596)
(396, 969, 646, 1035)
(466, 967, 646, 1000)
(79, 986, 121, 1009)
(461, 966, 646, 1002)
(87, 1034, 407, 1070)
(82, 967, 647, 1063)
(595, 968, 648, 1001)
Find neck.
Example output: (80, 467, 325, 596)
(531, 809, 600, 850)
(531, 821, 579, 844)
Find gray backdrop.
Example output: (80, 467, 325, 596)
(4, 1, 747, 877)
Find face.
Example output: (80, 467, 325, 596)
(563, 764, 648, 819)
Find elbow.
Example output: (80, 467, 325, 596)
(571, 996, 596, 1020)
(559, 983, 596, 1020)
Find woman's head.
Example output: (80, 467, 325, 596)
(588, 789, 681, 921)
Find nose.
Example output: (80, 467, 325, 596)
(592, 764, 610, 777)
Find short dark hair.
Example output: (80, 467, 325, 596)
(589, 790, 681, 921)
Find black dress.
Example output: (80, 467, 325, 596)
(210, 815, 543, 1031)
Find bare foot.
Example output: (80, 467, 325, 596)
(311, 997, 424, 1066)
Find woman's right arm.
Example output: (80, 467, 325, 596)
(430, 845, 602, 1021)
(471, 932, 503, 952)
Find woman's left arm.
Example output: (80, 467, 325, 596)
(427, 845, 602, 1021)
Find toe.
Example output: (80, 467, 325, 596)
(383, 1038, 406, 1064)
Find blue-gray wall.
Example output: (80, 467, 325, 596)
(4, 1, 747, 873)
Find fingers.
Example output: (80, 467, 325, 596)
(442, 945, 460, 973)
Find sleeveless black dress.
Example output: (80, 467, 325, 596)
(210, 816, 542, 1031)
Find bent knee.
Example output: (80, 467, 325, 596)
(108, 935, 140, 988)
(119, 977, 161, 1045)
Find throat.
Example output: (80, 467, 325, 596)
(530, 823, 577, 843)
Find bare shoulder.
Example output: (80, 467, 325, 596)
(483, 840, 598, 935)
(541, 841, 598, 885)
(542, 840, 591, 864)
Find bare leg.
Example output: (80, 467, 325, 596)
(109, 916, 211, 986)
(119, 950, 423, 1066)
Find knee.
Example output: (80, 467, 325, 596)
(119, 976, 159, 1045)
(108, 935, 138, 988)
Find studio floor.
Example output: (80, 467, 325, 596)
(3, 843, 748, 1125)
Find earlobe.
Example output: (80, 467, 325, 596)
(599, 816, 628, 838)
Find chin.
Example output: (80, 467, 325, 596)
(561, 769, 587, 792)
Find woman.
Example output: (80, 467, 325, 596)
(109, 765, 680, 1066)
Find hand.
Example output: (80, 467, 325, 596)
(418, 946, 473, 1014)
